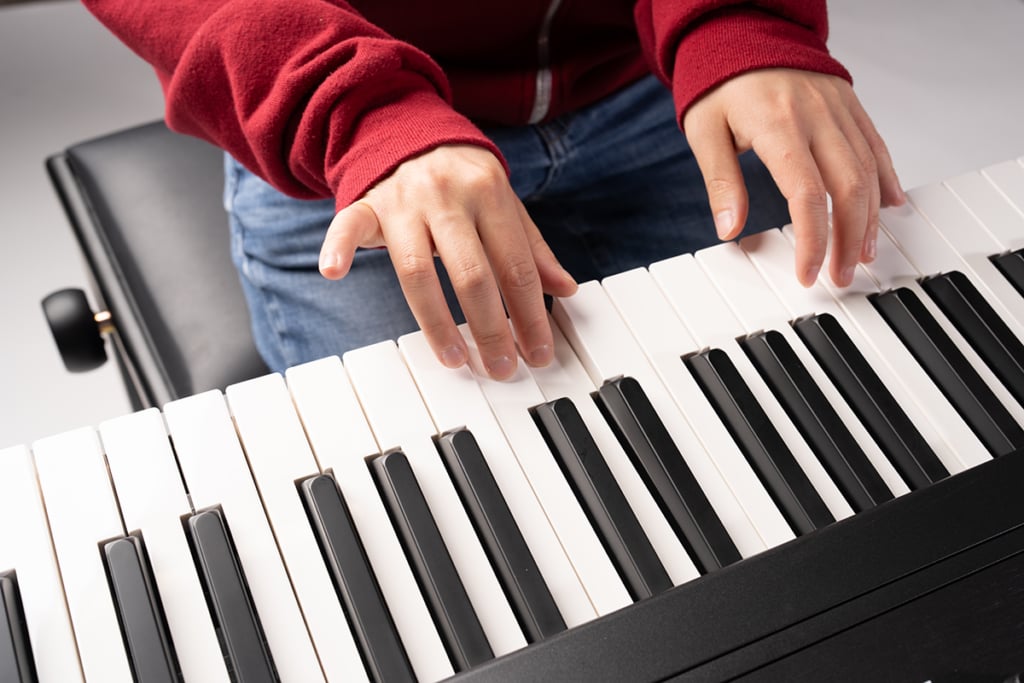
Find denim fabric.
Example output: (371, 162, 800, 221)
(225, 74, 790, 372)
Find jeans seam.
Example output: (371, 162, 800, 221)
(528, 118, 572, 199)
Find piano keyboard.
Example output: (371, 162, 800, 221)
(5, 157, 1024, 682)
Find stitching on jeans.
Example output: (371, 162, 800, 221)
(529, 117, 572, 198)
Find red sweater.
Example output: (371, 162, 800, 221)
(83, 0, 849, 209)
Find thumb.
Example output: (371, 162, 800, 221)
(319, 201, 382, 280)
(687, 117, 750, 241)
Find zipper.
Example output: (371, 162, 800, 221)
(527, 0, 564, 124)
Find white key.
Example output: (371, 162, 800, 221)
(880, 198, 1024, 339)
(31, 428, 133, 683)
(553, 282, 766, 557)
(285, 357, 454, 683)
(397, 333, 597, 625)
(860, 223, 1024, 429)
(983, 159, 1024, 222)
(163, 391, 325, 683)
(98, 410, 230, 683)
(944, 171, 1024, 251)
(917, 178, 1024, 317)
(739, 228, 970, 472)
(456, 324, 633, 615)
(600, 269, 796, 548)
(909, 181, 1010, 254)
(656, 251, 854, 521)
(225, 374, 368, 683)
(693, 243, 908, 497)
(344, 342, 527, 656)
(784, 225, 989, 472)
(0, 446, 82, 683)
(521, 320, 701, 585)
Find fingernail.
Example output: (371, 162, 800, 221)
(803, 264, 820, 287)
(486, 355, 515, 380)
(864, 235, 877, 262)
(319, 250, 341, 273)
(839, 266, 856, 287)
(440, 344, 467, 368)
(527, 344, 553, 367)
(714, 209, 735, 240)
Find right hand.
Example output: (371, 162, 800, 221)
(318, 144, 578, 380)
(682, 68, 904, 289)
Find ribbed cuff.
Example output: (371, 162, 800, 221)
(324, 89, 507, 210)
(671, 7, 851, 122)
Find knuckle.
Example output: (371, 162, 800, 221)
(419, 318, 451, 340)
(793, 179, 828, 208)
(861, 153, 880, 178)
(451, 258, 492, 298)
(772, 96, 802, 122)
(498, 254, 539, 294)
(394, 252, 436, 288)
(868, 207, 880, 226)
(472, 326, 510, 353)
(462, 163, 505, 195)
(422, 171, 454, 196)
(838, 169, 870, 201)
(704, 177, 737, 201)
(804, 85, 831, 111)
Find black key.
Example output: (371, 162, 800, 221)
(370, 451, 493, 671)
(741, 330, 894, 512)
(685, 348, 834, 535)
(0, 571, 36, 683)
(991, 248, 1024, 299)
(186, 509, 276, 683)
(102, 536, 179, 683)
(435, 430, 566, 641)
(794, 313, 949, 489)
(922, 270, 1024, 407)
(531, 399, 672, 601)
(300, 474, 416, 683)
(594, 376, 741, 573)
(871, 287, 1024, 457)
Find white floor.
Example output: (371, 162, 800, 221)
(2, 0, 1023, 448)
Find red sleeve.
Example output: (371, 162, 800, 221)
(633, 0, 852, 124)
(81, 0, 503, 209)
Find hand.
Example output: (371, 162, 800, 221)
(682, 68, 906, 288)
(318, 144, 577, 379)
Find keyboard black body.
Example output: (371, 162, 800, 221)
(456, 449, 1024, 682)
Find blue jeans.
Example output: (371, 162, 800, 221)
(225, 75, 790, 373)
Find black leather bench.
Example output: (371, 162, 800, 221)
(44, 121, 268, 409)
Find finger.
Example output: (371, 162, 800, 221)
(380, 218, 469, 370)
(847, 96, 905, 207)
(810, 126, 871, 287)
(515, 201, 578, 298)
(752, 133, 829, 287)
(686, 111, 749, 241)
(476, 203, 556, 368)
(319, 201, 384, 280)
(833, 106, 881, 264)
(430, 215, 520, 379)
(861, 195, 880, 265)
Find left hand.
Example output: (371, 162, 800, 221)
(682, 68, 905, 288)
